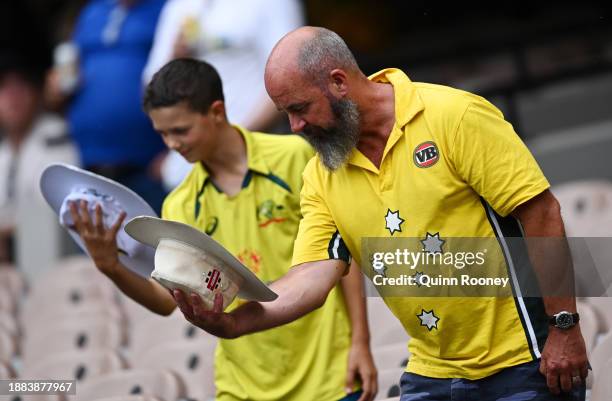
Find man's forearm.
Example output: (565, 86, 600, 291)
(529, 237, 577, 314)
(513, 190, 577, 311)
(230, 259, 346, 336)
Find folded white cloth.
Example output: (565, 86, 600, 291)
(59, 187, 144, 257)
(152, 238, 241, 310)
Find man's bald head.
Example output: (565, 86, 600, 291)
(265, 28, 362, 171)
(265, 26, 360, 89)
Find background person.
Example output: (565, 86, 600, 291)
(46, 0, 167, 213)
(0, 51, 78, 278)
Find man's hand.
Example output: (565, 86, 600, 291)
(345, 340, 378, 401)
(539, 326, 588, 394)
(172, 290, 239, 339)
(69, 200, 126, 276)
(173, 260, 345, 339)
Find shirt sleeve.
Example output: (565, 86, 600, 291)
(291, 162, 350, 267)
(450, 99, 550, 217)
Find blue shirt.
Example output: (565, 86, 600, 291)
(69, 0, 166, 167)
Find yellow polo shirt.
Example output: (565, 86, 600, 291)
(292, 69, 551, 379)
(162, 126, 352, 400)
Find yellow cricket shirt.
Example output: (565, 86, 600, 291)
(292, 69, 551, 380)
(162, 126, 352, 400)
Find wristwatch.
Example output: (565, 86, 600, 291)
(548, 311, 580, 329)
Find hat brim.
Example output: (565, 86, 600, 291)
(125, 216, 278, 302)
(39, 163, 157, 278)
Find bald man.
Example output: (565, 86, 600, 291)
(173, 27, 588, 401)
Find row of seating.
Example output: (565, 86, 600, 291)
(2, 175, 612, 401)
(2, 264, 612, 399)
(3, 276, 612, 398)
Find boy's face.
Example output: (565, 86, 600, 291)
(148, 101, 218, 163)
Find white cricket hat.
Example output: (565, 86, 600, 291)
(39, 163, 157, 277)
(125, 216, 277, 309)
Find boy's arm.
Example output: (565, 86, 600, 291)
(340, 260, 378, 401)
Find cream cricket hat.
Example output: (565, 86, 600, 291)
(125, 216, 277, 309)
(39, 163, 157, 277)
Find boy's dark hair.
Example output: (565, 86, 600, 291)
(143, 58, 224, 113)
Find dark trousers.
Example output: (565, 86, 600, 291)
(399, 360, 586, 401)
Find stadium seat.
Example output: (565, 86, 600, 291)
(0, 360, 13, 378)
(367, 298, 410, 347)
(130, 338, 216, 401)
(21, 301, 124, 340)
(587, 297, 612, 333)
(372, 342, 410, 371)
(127, 310, 205, 358)
(28, 256, 106, 289)
(0, 285, 16, 315)
(591, 358, 612, 401)
(21, 317, 123, 366)
(375, 367, 404, 400)
(90, 396, 162, 401)
(76, 369, 186, 401)
(48, 255, 100, 274)
(0, 311, 18, 338)
(587, 333, 612, 388)
(9, 392, 65, 400)
(0, 327, 16, 362)
(551, 181, 612, 297)
(24, 255, 113, 300)
(0, 265, 27, 300)
(552, 180, 612, 237)
(119, 295, 158, 328)
(20, 349, 125, 385)
(589, 332, 612, 374)
(22, 278, 117, 319)
(371, 324, 410, 348)
(577, 301, 600, 354)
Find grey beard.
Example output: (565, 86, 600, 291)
(302, 98, 360, 171)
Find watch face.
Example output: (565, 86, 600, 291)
(556, 312, 573, 329)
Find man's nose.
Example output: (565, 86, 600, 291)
(288, 114, 306, 133)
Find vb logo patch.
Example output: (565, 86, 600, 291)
(413, 141, 440, 168)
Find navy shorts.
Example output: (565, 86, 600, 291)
(399, 360, 586, 401)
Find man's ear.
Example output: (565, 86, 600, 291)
(327, 68, 349, 98)
(209, 100, 227, 123)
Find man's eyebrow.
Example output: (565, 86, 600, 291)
(286, 102, 307, 111)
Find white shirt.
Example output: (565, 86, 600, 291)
(0, 114, 79, 228)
